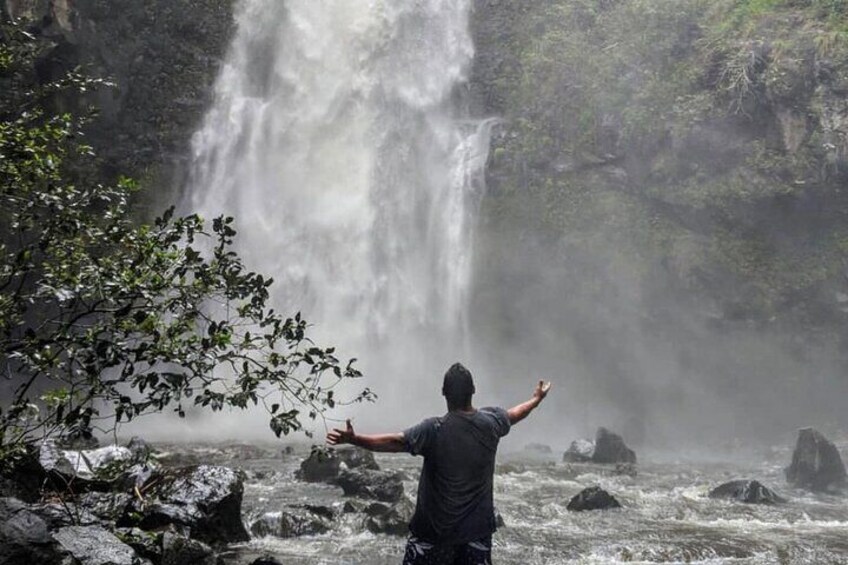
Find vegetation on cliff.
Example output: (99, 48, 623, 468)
(472, 0, 848, 340)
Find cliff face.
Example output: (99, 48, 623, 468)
(3, 0, 235, 193)
(469, 0, 848, 348)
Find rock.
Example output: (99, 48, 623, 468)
(30, 500, 100, 528)
(296, 445, 380, 485)
(363, 497, 414, 536)
(708, 480, 787, 504)
(290, 503, 335, 520)
(336, 468, 404, 503)
(161, 532, 216, 565)
(249, 509, 331, 538)
(79, 492, 133, 523)
(591, 428, 637, 464)
(250, 558, 283, 565)
(297, 446, 341, 483)
(566, 486, 622, 511)
(785, 428, 847, 492)
(562, 439, 595, 463)
(53, 525, 144, 565)
(114, 528, 162, 563)
(494, 508, 506, 528)
(342, 500, 366, 514)
(37, 440, 136, 489)
(133, 465, 250, 546)
(0, 497, 63, 565)
(336, 446, 380, 471)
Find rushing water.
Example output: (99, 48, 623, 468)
(156, 441, 848, 565)
(186, 0, 492, 383)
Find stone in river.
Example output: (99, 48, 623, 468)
(336, 468, 404, 503)
(132, 465, 249, 546)
(591, 428, 636, 464)
(249, 509, 331, 538)
(562, 439, 595, 463)
(708, 480, 787, 504)
(566, 486, 622, 511)
(785, 428, 846, 492)
(52, 525, 142, 565)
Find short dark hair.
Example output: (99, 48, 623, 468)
(442, 362, 475, 405)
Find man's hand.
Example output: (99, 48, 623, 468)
(326, 420, 406, 453)
(326, 419, 356, 446)
(533, 380, 552, 402)
(508, 379, 553, 425)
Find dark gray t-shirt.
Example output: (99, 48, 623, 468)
(403, 407, 511, 544)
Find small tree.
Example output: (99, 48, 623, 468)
(0, 20, 371, 465)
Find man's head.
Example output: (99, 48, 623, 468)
(442, 362, 475, 409)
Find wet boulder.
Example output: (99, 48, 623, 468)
(297, 446, 341, 483)
(336, 468, 404, 503)
(297, 446, 380, 484)
(249, 508, 332, 538)
(562, 439, 595, 463)
(566, 486, 622, 511)
(78, 492, 134, 523)
(708, 480, 787, 504)
(161, 532, 216, 565)
(133, 465, 249, 546)
(592, 428, 637, 464)
(37, 440, 136, 489)
(52, 525, 144, 565)
(336, 446, 380, 471)
(250, 558, 283, 565)
(0, 497, 63, 565)
(363, 497, 415, 536)
(785, 428, 846, 492)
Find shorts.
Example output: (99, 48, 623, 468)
(402, 535, 493, 565)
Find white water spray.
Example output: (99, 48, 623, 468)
(186, 0, 493, 415)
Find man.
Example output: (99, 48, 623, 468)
(326, 362, 552, 565)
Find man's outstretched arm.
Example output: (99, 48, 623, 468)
(507, 380, 552, 425)
(326, 419, 406, 453)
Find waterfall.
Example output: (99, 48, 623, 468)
(186, 0, 492, 410)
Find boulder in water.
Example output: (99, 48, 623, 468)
(336, 446, 380, 471)
(250, 509, 332, 538)
(363, 497, 415, 536)
(133, 465, 249, 546)
(297, 446, 341, 483)
(566, 486, 622, 511)
(708, 480, 787, 504)
(336, 468, 404, 503)
(250, 558, 283, 565)
(562, 439, 595, 463)
(785, 428, 846, 492)
(592, 428, 637, 464)
(52, 525, 142, 565)
(161, 532, 216, 565)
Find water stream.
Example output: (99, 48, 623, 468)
(186, 1, 492, 405)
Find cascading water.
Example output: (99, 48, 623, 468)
(186, 0, 494, 417)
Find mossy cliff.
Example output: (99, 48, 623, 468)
(3, 0, 235, 199)
(469, 0, 848, 360)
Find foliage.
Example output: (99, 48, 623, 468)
(475, 0, 848, 333)
(0, 20, 371, 466)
